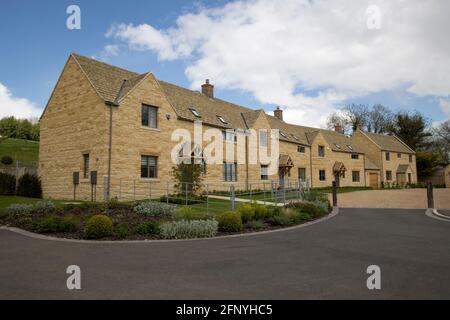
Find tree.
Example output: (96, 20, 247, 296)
(326, 112, 350, 133)
(0, 116, 40, 141)
(367, 104, 393, 134)
(343, 104, 370, 132)
(416, 151, 440, 179)
(0, 116, 19, 138)
(387, 111, 431, 150)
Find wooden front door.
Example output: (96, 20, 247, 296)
(369, 172, 379, 189)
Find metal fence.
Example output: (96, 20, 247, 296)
(72, 178, 314, 214)
(0, 160, 38, 185)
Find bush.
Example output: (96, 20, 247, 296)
(285, 201, 327, 218)
(175, 207, 212, 221)
(0, 172, 16, 195)
(271, 213, 294, 226)
(298, 212, 312, 221)
(1, 155, 13, 165)
(245, 220, 267, 230)
(107, 198, 133, 210)
(217, 211, 242, 232)
(133, 201, 177, 218)
(159, 219, 218, 239)
(135, 221, 160, 235)
(84, 215, 113, 239)
(270, 208, 309, 226)
(115, 224, 129, 239)
(237, 204, 255, 223)
(32, 216, 78, 233)
(6, 204, 33, 216)
(17, 174, 42, 198)
(251, 203, 272, 220)
(34, 200, 55, 214)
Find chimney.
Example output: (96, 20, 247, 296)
(201, 79, 214, 98)
(334, 125, 343, 133)
(274, 106, 283, 121)
(356, 123, 363, 131)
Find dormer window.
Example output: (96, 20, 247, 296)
(217, 115, 227, 124)
(190, 108, 201, 118)
(335, 143, 341, 149)
(280, 132, 287, 138)
(347, 145, 353, 150)
(292, 135, 299, 141)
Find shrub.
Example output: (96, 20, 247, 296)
(217, 211, 242, 232)
(1, 155, 13, 165)
(285, 201, 326, 218)
(270, 208, 304, 226)
(17, 174, 42, 198)
(251, 203, 272, 220)
(159, 219, 218, 239)
(107, 198, 133, 210)
(6, 204, 33, 216)
(34, 200, 55, 214)
(133, 201, 177, 218)
(135, 221, 160, 235)
(115, 223, 129, 239)
(0, 172, 16, 195)
(175, 207, 212, 221)
(32, 216, 78, 233)
(84, 215, 113, 239)
(271, 213, 294, 226)
(237, 204, 255, 223)
(301, 189, 328, 203)
(298, 212, 312, 221)
(245, 220, 267, 230)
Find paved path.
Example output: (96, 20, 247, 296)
(334, 189, 450, 209)
(1, 208, 450, 299)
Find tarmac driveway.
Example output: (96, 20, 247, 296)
(1, 208, 450, 299)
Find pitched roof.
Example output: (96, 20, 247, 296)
(318, 129, 360, 153)
(363, 131, 414, 154)
(365, 158, 380, 170)
(397, 164, 412, 174)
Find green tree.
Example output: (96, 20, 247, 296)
(172, 160, 204, 195)
(388, 111, 431, 150)
(416, 151, 440, 179)
(0, 116, 19, 138)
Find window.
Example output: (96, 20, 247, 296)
(318, 145, 325, 157)
(141, 104, 157, 128)
(347, 145, 353, 151)
(397, 153, 401, 159)
(409, 154, 413, 163)
(259, 130, 267, 147)
(217, 115, 227, 124)
(222, 130, 236, 142)
(352, 171, 360, 182)
(386, 170, 392, 181)
(260, 165, 268, 180)
(298, 168, 306, 181)
(223, 162, 237, 182)
(297, 145, 305, 153)
(319, 170, 326, 181)
(385, 152, 390, 161)
(292, 135, 299, 141)
(83, 154, 90, 179)
(190, 108, 201, 118)
(141, 156, 157, 178)
(351, 154, 359, 160)
(280, 132, 287, 138)
(334, 143, 341, 149)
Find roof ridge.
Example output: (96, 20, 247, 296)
(71, 53, 139, 76)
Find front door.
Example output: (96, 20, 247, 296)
(369, 172, 379, 189)
(408, 173, 412, 184)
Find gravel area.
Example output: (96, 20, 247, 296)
(332, 188, 450, 209)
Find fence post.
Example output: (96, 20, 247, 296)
(283, 184, 286, 205)
(119, 178, 122, 201)
(427, 182, 434, 209)
(149, 181, 152, 201)
(263, 182, 266, 205)
(206, 184, 209, 215)
(298, 179, 301, 200)
(332, 181, 338, 207)
(166, 181, 169, 204)
(249, 183, 252, 202)
(271, 180, 274, 202)
(185, 183, 188, 206)
(230, 185, 235, 211)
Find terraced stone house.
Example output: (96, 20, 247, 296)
(39, 54, 417, 200)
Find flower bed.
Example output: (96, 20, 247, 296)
(0, 198, 331, 240)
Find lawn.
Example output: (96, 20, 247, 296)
(0, 196, 76, 216)
(0, 138, 39, 163)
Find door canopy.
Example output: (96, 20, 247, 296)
(333, 161, 346, 175)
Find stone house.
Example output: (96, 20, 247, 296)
(39, 54, 417, 200)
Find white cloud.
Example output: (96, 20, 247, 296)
(439, 98, 450, 116)
(0, 83, 41, 119)
(106, 0, 450, 126)
(103, 44, 120, 56)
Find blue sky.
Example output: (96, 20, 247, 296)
(1, 0, 449, 127)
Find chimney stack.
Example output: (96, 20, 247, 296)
(334, 125, 343, 134)
(274, 106, 283, 121)
(201, 79, 214, 98)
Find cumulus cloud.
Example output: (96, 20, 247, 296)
(439, 98, 450, 116)
(106, 0, 450, 126)
(0, 83, 41, 119)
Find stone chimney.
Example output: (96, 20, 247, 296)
(356, 123, 363, 131)
(274, 106, 283, 121)
(201, 79, 214, 98)
(334, 125, 343, 133)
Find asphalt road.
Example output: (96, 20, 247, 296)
(1, 208, 450, 299)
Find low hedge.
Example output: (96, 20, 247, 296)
(133, 201, 177, 218)
(0, 172, 16, 195)
(217, 211, 242, 232)
(135, 221, 160, 235)
(159, 219, 218, 239)
(84, 215, 113, 239)
(32, 216, 78, 233)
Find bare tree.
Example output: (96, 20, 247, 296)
(343, 104, 370, 132)
(326, 111, 350, 133)
(367, 104, 393, 134)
